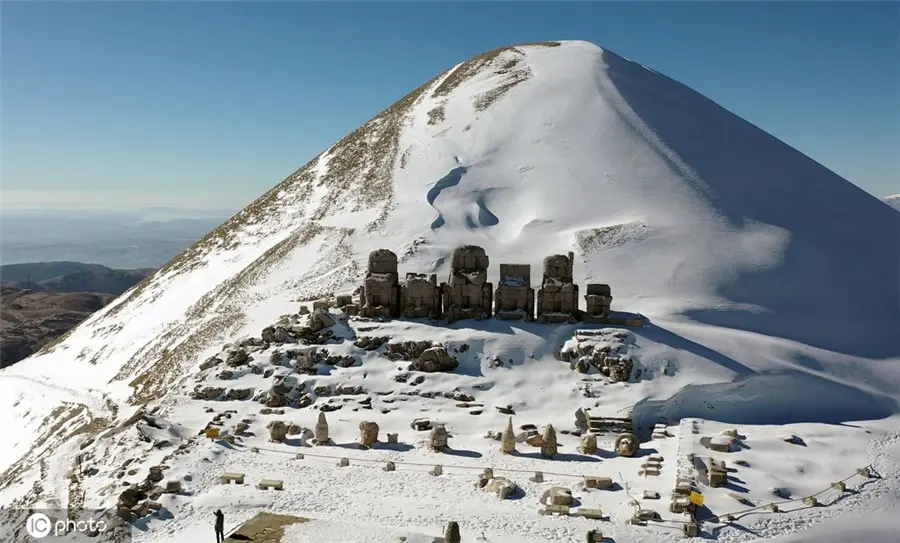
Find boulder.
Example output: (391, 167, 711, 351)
(312, 309, 336, 329)
(541, 486, 574, 506)
(484, 477, 517, 500)
(200, 356, 221, 371)
(226, 388, 253, 401)
(225, 349, 249, 367)
(411, 418, 433, 431)
(444, 521, 461, 543)
(412, 347, 459, 373)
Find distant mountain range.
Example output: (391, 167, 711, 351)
(884, 194, 900, 212)
(0, 261, 155, 294)
(0, 262, 157, 367)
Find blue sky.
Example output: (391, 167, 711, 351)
(2, 1, 898, 212)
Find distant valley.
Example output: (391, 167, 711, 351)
(0, 262, 157, 368)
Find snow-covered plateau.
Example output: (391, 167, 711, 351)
(2, 40, 899, 543)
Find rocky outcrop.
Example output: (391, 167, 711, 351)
(225, 348, 250, 367)
(385, 340, 436, 360)
(411, 346, 459, 373)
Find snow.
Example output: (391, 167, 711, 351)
(2, 40, 899, 543)
(883, 194, 900, 212)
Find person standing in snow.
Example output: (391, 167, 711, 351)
(214, 509, 225, 542)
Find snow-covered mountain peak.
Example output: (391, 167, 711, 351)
(2, 40, 899, 543)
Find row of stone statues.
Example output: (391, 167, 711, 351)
(352, 245, 614, 324)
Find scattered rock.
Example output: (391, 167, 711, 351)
(225, 349, 250, 367)
(412, 347, 459, 373)
(385, 340, 435, 361)
(542, 486, 574, 506)
(582, 476, 613, 490)
(226, 388, 253, 401)
(484, 477, 517, 500)
(200, 356, 221, 371)
(411, 418, 433, 431)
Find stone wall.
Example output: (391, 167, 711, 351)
(494, 264, 535, 320)
(401, 273, 442, 319)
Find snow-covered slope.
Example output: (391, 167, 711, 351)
(2, 40, 899, 543)
(884, 194, 900, 212)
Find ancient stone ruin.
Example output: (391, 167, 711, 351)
(314, 412, 330, 445)
(359, 249, 401, 318)
(359, 421, 379, 448)
(494, 264, 535, 320)
(442, 245, 493, 322)
(582, 283, 613, 322)
(540, 424, 558, 458)
(536, 253, 579, 323)
(500, 417, 516, 455)
(400, 273, 441, 319)
(349, 246, 629, 325)
(430, 424, 449, 452)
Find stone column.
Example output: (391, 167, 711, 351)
(314, 412, 329, 445)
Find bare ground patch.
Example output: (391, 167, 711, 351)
(574, 221, 652, 255)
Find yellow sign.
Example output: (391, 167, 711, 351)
(205, 427, 220, 439)
(690, 491, 704, 506)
